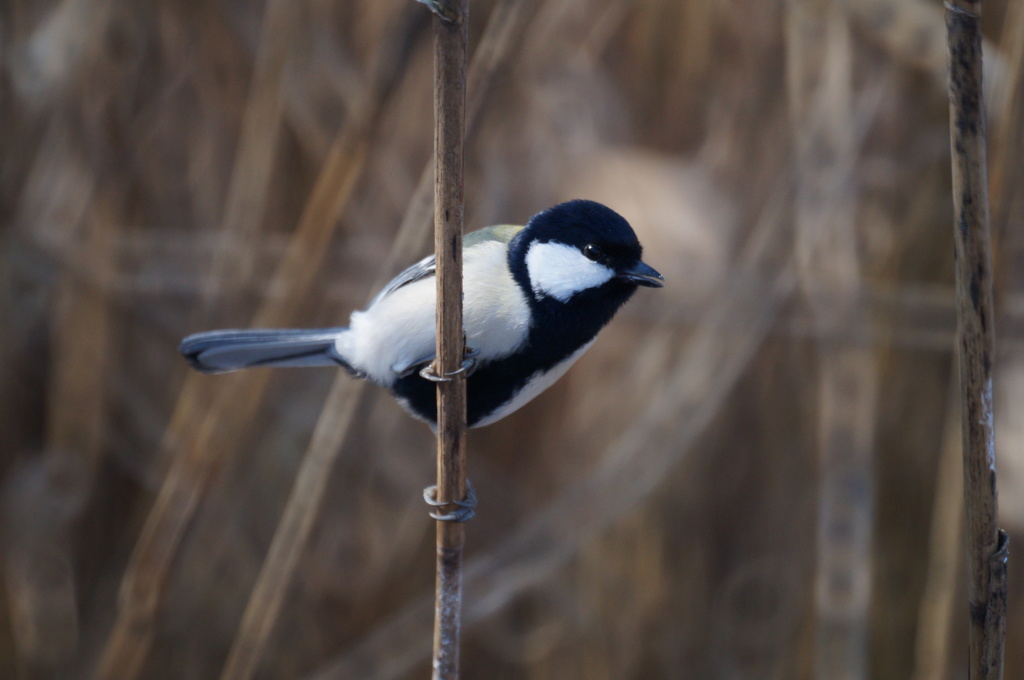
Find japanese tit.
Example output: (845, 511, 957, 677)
(180, 199, 663, 428)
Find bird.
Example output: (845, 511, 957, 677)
(180, 199, 664, 428)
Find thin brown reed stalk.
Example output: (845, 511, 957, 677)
(428, 0, 470, 678)
(209, 5, 523, 679)
(944, 2, 1009, 680)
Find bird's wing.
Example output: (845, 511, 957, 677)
(370, 224, 524, 306)
(369, 253, 436, 306)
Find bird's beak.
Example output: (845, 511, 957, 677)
(618, 260, 664, 288)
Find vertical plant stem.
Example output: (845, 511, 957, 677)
(210, 7, 520, 678)
(944, 2, 1009, 679)
(429, 0, 469, 678)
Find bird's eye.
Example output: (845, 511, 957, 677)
(583, 244, 603, 262)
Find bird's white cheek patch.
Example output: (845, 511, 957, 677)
(525, 242, 615, 302)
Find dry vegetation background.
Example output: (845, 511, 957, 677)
(2, 0, 1024, 678)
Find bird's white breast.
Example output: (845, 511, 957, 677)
(336, 240, 530, 384)
(525, 241, 615, 302)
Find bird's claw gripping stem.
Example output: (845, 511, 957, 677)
(423, 482, 476, 522)
(419, 346, 479, 382)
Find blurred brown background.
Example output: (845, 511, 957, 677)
(2, 0, 1024, 678)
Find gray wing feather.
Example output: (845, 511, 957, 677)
(369, 253, 436, 305)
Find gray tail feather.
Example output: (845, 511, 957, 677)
(180, 328, 351, 374)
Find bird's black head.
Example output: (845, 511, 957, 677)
(509, 199, 664, 305)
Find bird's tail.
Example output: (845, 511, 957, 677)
(179, 328, 351, 374)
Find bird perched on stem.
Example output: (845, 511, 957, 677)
(181, 200, 663, 428)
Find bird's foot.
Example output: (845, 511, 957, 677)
(423, 481, 477, 522)
(418, 346, 480, 382)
